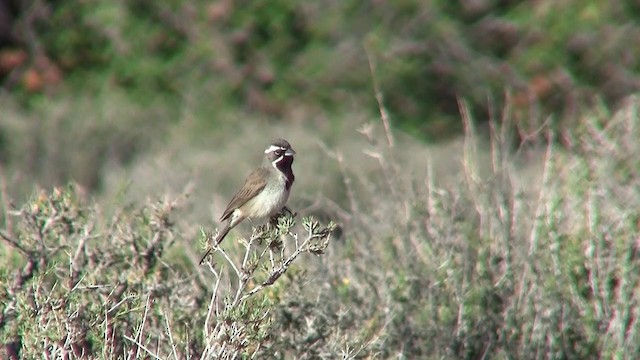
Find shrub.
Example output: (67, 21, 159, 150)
(2, 96, 640, 359)
(0, 184, 336, 359)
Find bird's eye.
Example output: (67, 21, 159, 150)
(274, 149, 283, 156)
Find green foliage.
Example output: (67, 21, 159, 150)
(40, 0, 188, 97)
(6, 0, 638, 139)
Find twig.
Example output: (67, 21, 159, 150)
(217, 245, 240, 278)
(163, 309, 179, 360)
(232, 237, 256, 306)
(123, 335, 162, 360)
(134, 293, 152, 359)
(108, 293, 135, 314)
(239, 230, 313, 302)
(69, 226, 93, 288)
(0, 228, 29, 256)
(204, 266, 221, 339)
(365, 44, 394, 148)
(317, 141, 361, 219)
(0, 166, 12, 235)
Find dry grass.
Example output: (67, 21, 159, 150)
(2, 95, 640, 358)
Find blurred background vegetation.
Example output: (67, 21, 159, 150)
(1, 0, 640, 358)
(1, 0, 640, 197)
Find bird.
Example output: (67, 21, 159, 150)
(199, 139, 296, 264)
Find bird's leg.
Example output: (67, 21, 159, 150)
(281, 206, 297, 218)
(248, 218, 267, 233)
(268, 214, 279, 228)
(268, 206, 297, 227)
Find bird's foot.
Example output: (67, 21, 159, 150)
(269, 207, 297, 226)
(282, 206, 297, 218)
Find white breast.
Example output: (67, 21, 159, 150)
(242, 172, 290, 220)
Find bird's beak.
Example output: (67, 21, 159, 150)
(285, 148, 296, 156)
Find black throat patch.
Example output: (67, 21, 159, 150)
(274, 156, 295, 191)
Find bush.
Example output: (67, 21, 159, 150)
(4, 0, 640, 138)
(291, 97, 640, 358)
(2, 96, 640, 358)
(0, 184, 337, 358)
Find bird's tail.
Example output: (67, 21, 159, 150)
(199, 223, 232, 265)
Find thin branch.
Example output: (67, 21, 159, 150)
(0, 166, 12, 235)
(240, 236, 254, 271)
(365, 44, 394, 148)
(0, 228, 29, 256)
(123, 335, 162, 360)
(204, 266, 221, 338)
(163, 309, 179, 360)
(134, 293, 152, 359)
(239, 230, 313, 302)
(217, 245, 240, 278)
(317, 141, 361, 219)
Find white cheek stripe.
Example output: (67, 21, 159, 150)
(265, 145, 286, 154)
(272, 156, 284, 167)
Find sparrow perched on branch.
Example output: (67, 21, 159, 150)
(200, 139, 295, 264)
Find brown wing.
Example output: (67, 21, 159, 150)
(220, 167, 270, 221)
